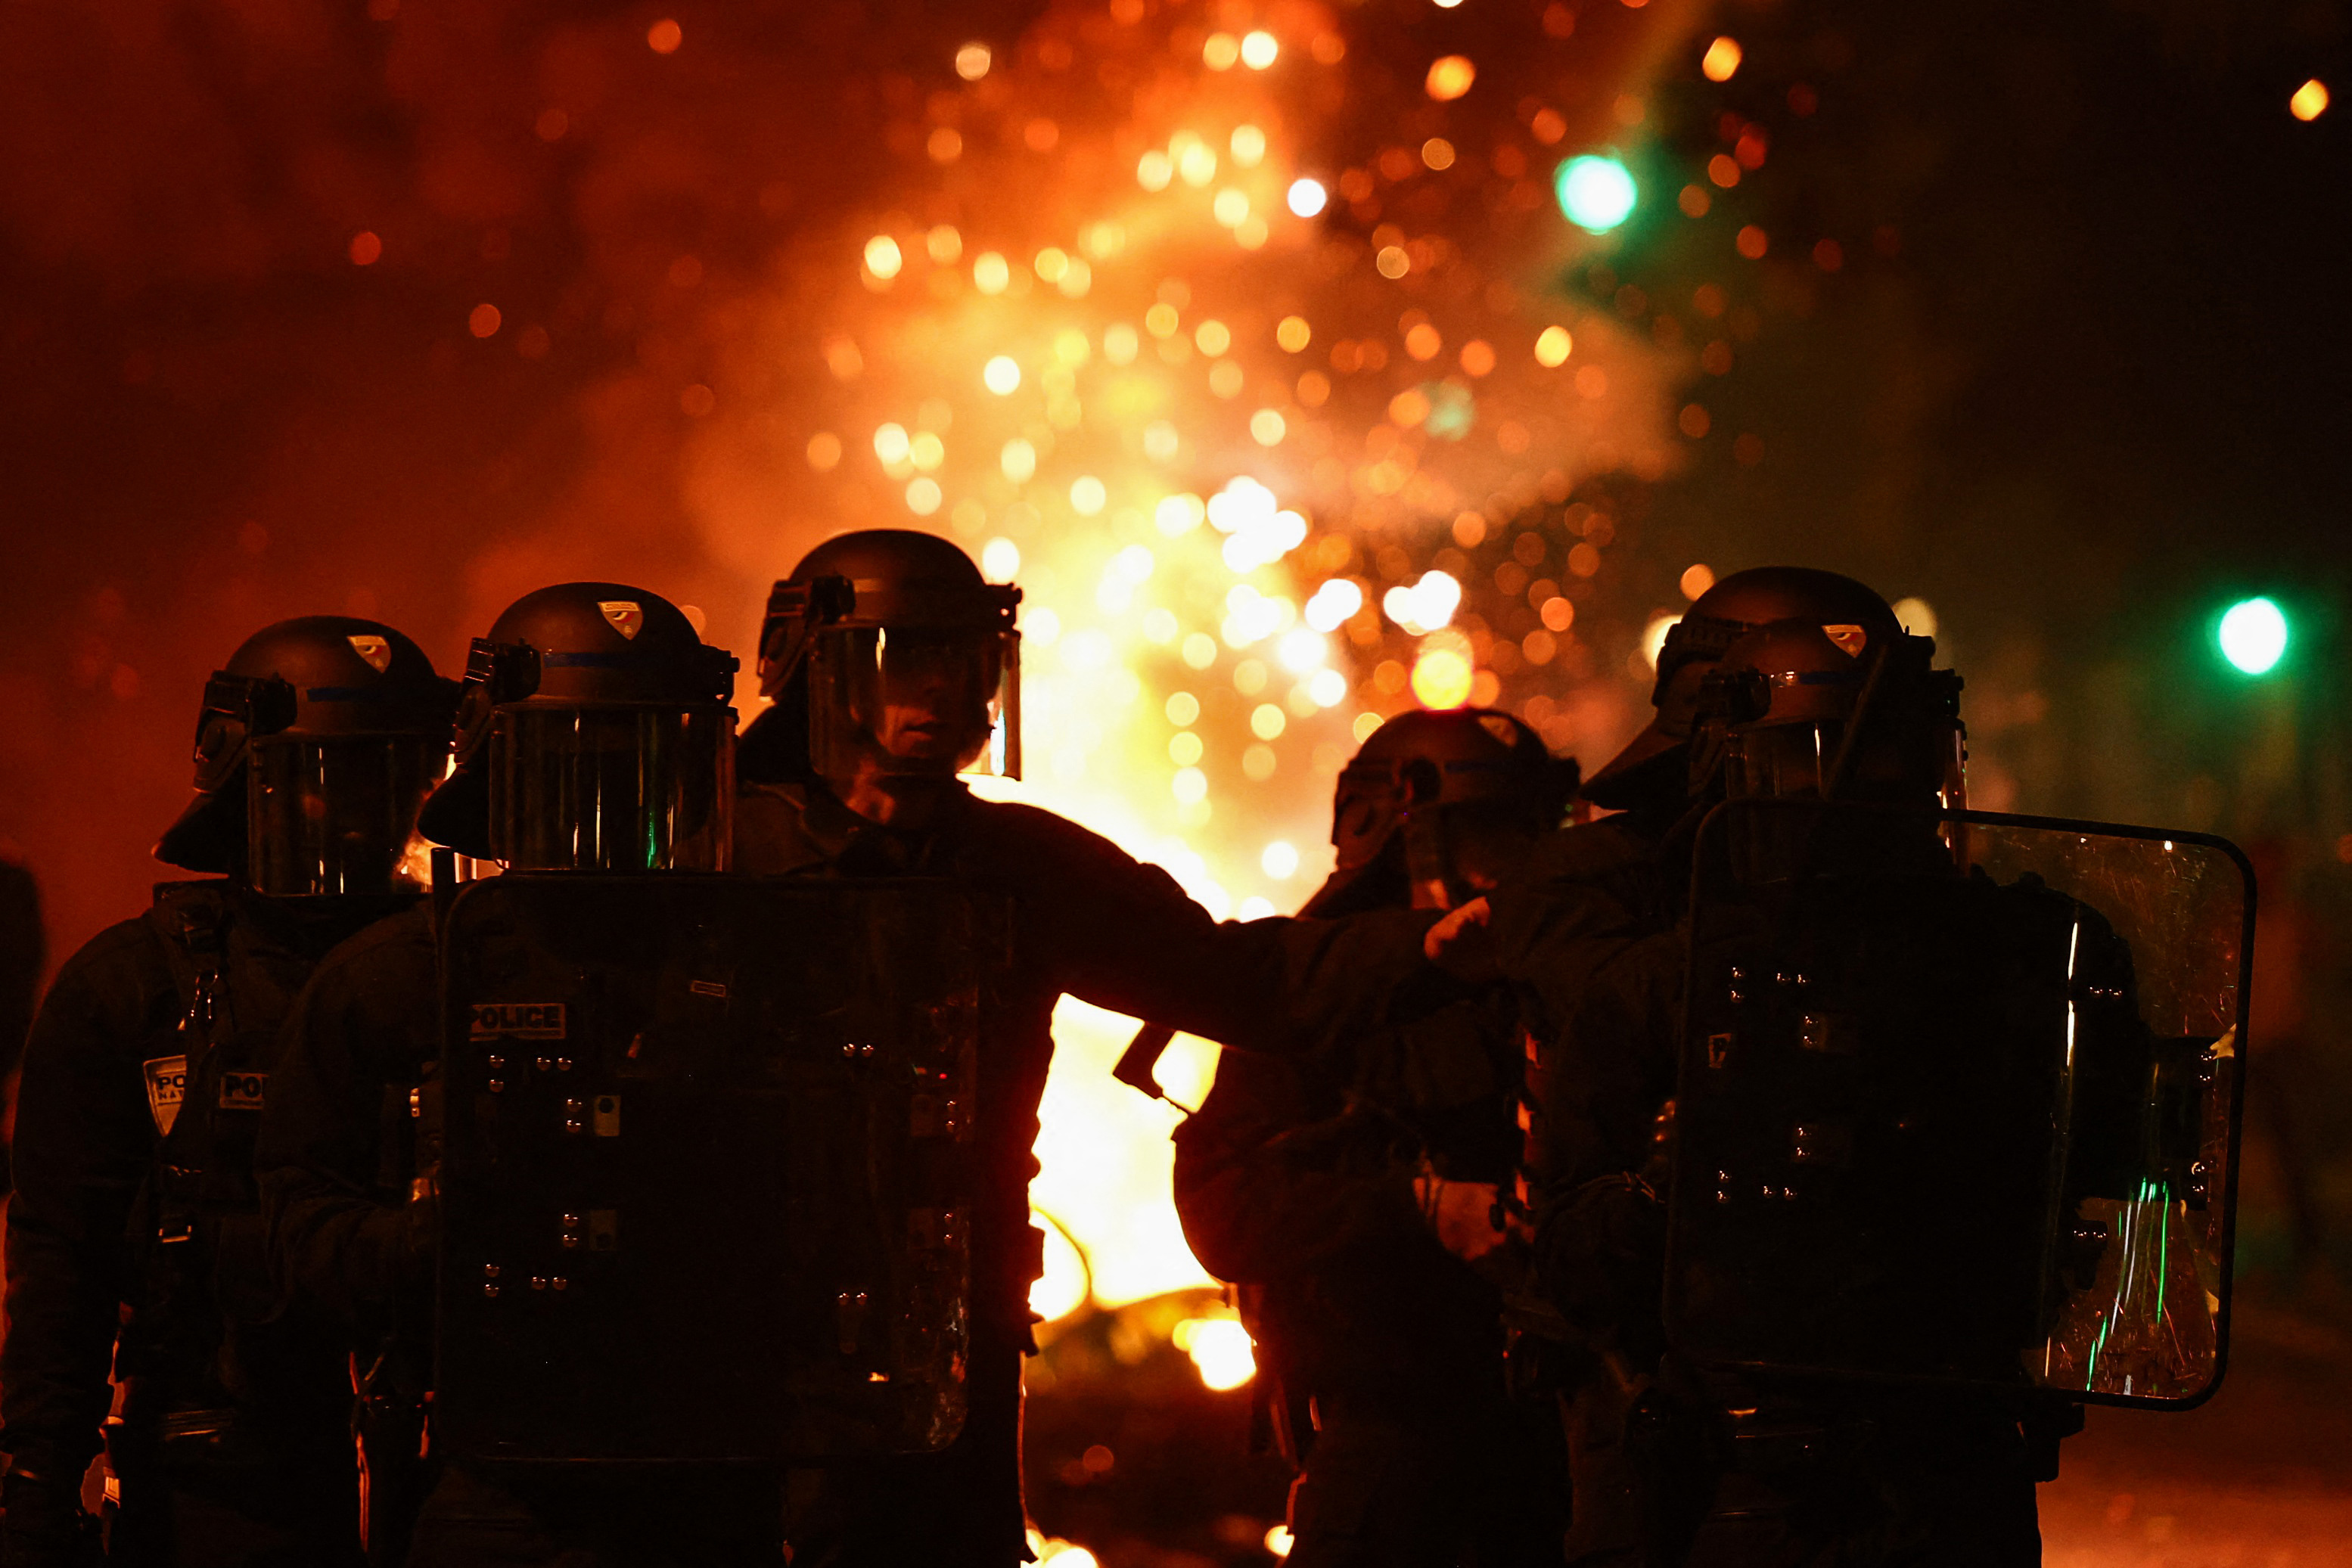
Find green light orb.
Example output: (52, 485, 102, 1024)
(1555, 155, 1636, 234)
(2217, 597, 2288, 675)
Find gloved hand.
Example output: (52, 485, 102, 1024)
(1, 1465, 101, 1568)
(1539, 1176, 1669, 1365)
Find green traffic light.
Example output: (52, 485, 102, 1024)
(2217, 597, 2288, 675)
(1555, 155, 1636, 234)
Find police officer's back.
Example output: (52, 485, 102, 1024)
(1171, 708, 1576, 1568)
(1, 618, 453, 1567)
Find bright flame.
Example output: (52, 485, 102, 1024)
(1174, 1315, 1257, 1389)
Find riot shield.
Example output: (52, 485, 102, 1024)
(1664, 800, 2250, 1408)
(433, 874, 984, 1465)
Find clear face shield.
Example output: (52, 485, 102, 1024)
(1721, 714, 1968, 883)
(806, 624, 1021, 781)
(487, 704, 735, 871)
(246, 733, 443, 896)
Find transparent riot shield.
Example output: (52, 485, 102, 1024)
(433, 874, 985, 1465)
(1664, 800, 2250, 1408)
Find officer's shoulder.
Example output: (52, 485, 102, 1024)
(1524, 813, 1655, 884)
(962, 796, 1136, 867)
(308, 901, 437, 985)
(48, 911, 175, 998)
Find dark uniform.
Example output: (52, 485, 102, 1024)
(258, 902, 798, 1568)
(732, 776, 1434, 1566)
(0, 859, 41, 1101)
(1486, 586, 2198, 1568)
(1166, 709, 1580, 1568)
(2, 617, 452, 1568)
(3, 886, 403, 1566)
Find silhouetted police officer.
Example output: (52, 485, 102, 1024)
(1171, 708, 1577, 1567)
(1483, 577, 2247, 1568)
(736, 529, 1438, 1567)
(255, 584, 748, 1567)
(2, 617, 454, 1567)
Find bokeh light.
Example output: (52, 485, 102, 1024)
(1425, 54, 1477, 101)
(2291, 79, 2329, 120)
(1410, 646, 1474, 709)
(2219, 597, 2288, 675)
(1556, 154, 1637, 233)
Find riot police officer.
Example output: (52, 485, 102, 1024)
(1493, 585, 2246, 1567)
(735, 529, 1440, 1567)
(255, 584, 747, 1566)
(2, 616, 455, 1567)
(1170, 708, 1577, 1567)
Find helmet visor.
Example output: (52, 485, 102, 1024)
(807, 626, 1021, 781)
(247, 734, 443, 896)
(489, 705, 735, 871)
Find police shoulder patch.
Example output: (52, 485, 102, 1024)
(347, 634, 393, 672)
(143, 1055, 188, 1135)
(218, 1070, 268, 1110)
(598, 601, 644, 640)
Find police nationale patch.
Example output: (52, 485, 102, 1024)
(217, 1070, 267, 1110)
(143, 1055, 188, 1136)
(347, 634, 393, 672)
(598, 601, 644, 640)
(469, 1001, 567, 1040)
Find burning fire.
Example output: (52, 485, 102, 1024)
(695, 1, 1695, 1323)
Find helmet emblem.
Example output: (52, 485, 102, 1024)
(347, 635, 393, 672)
(1477, 714, 1519, 747)
(1822, 624, 1869, 657)
(599, 601, 645, 640)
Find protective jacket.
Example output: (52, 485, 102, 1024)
(2, 880, 402, 1566)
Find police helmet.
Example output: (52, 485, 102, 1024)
(1699, 619, 1963, 810)
(156, 617, 457, 896)
(417, 584, 738, 871)
(1583, 567, 1906, 811)
(753, 529, 1021, 783)
(1313, 707, 1578, 913)
(1696, 617, 1966, 883)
